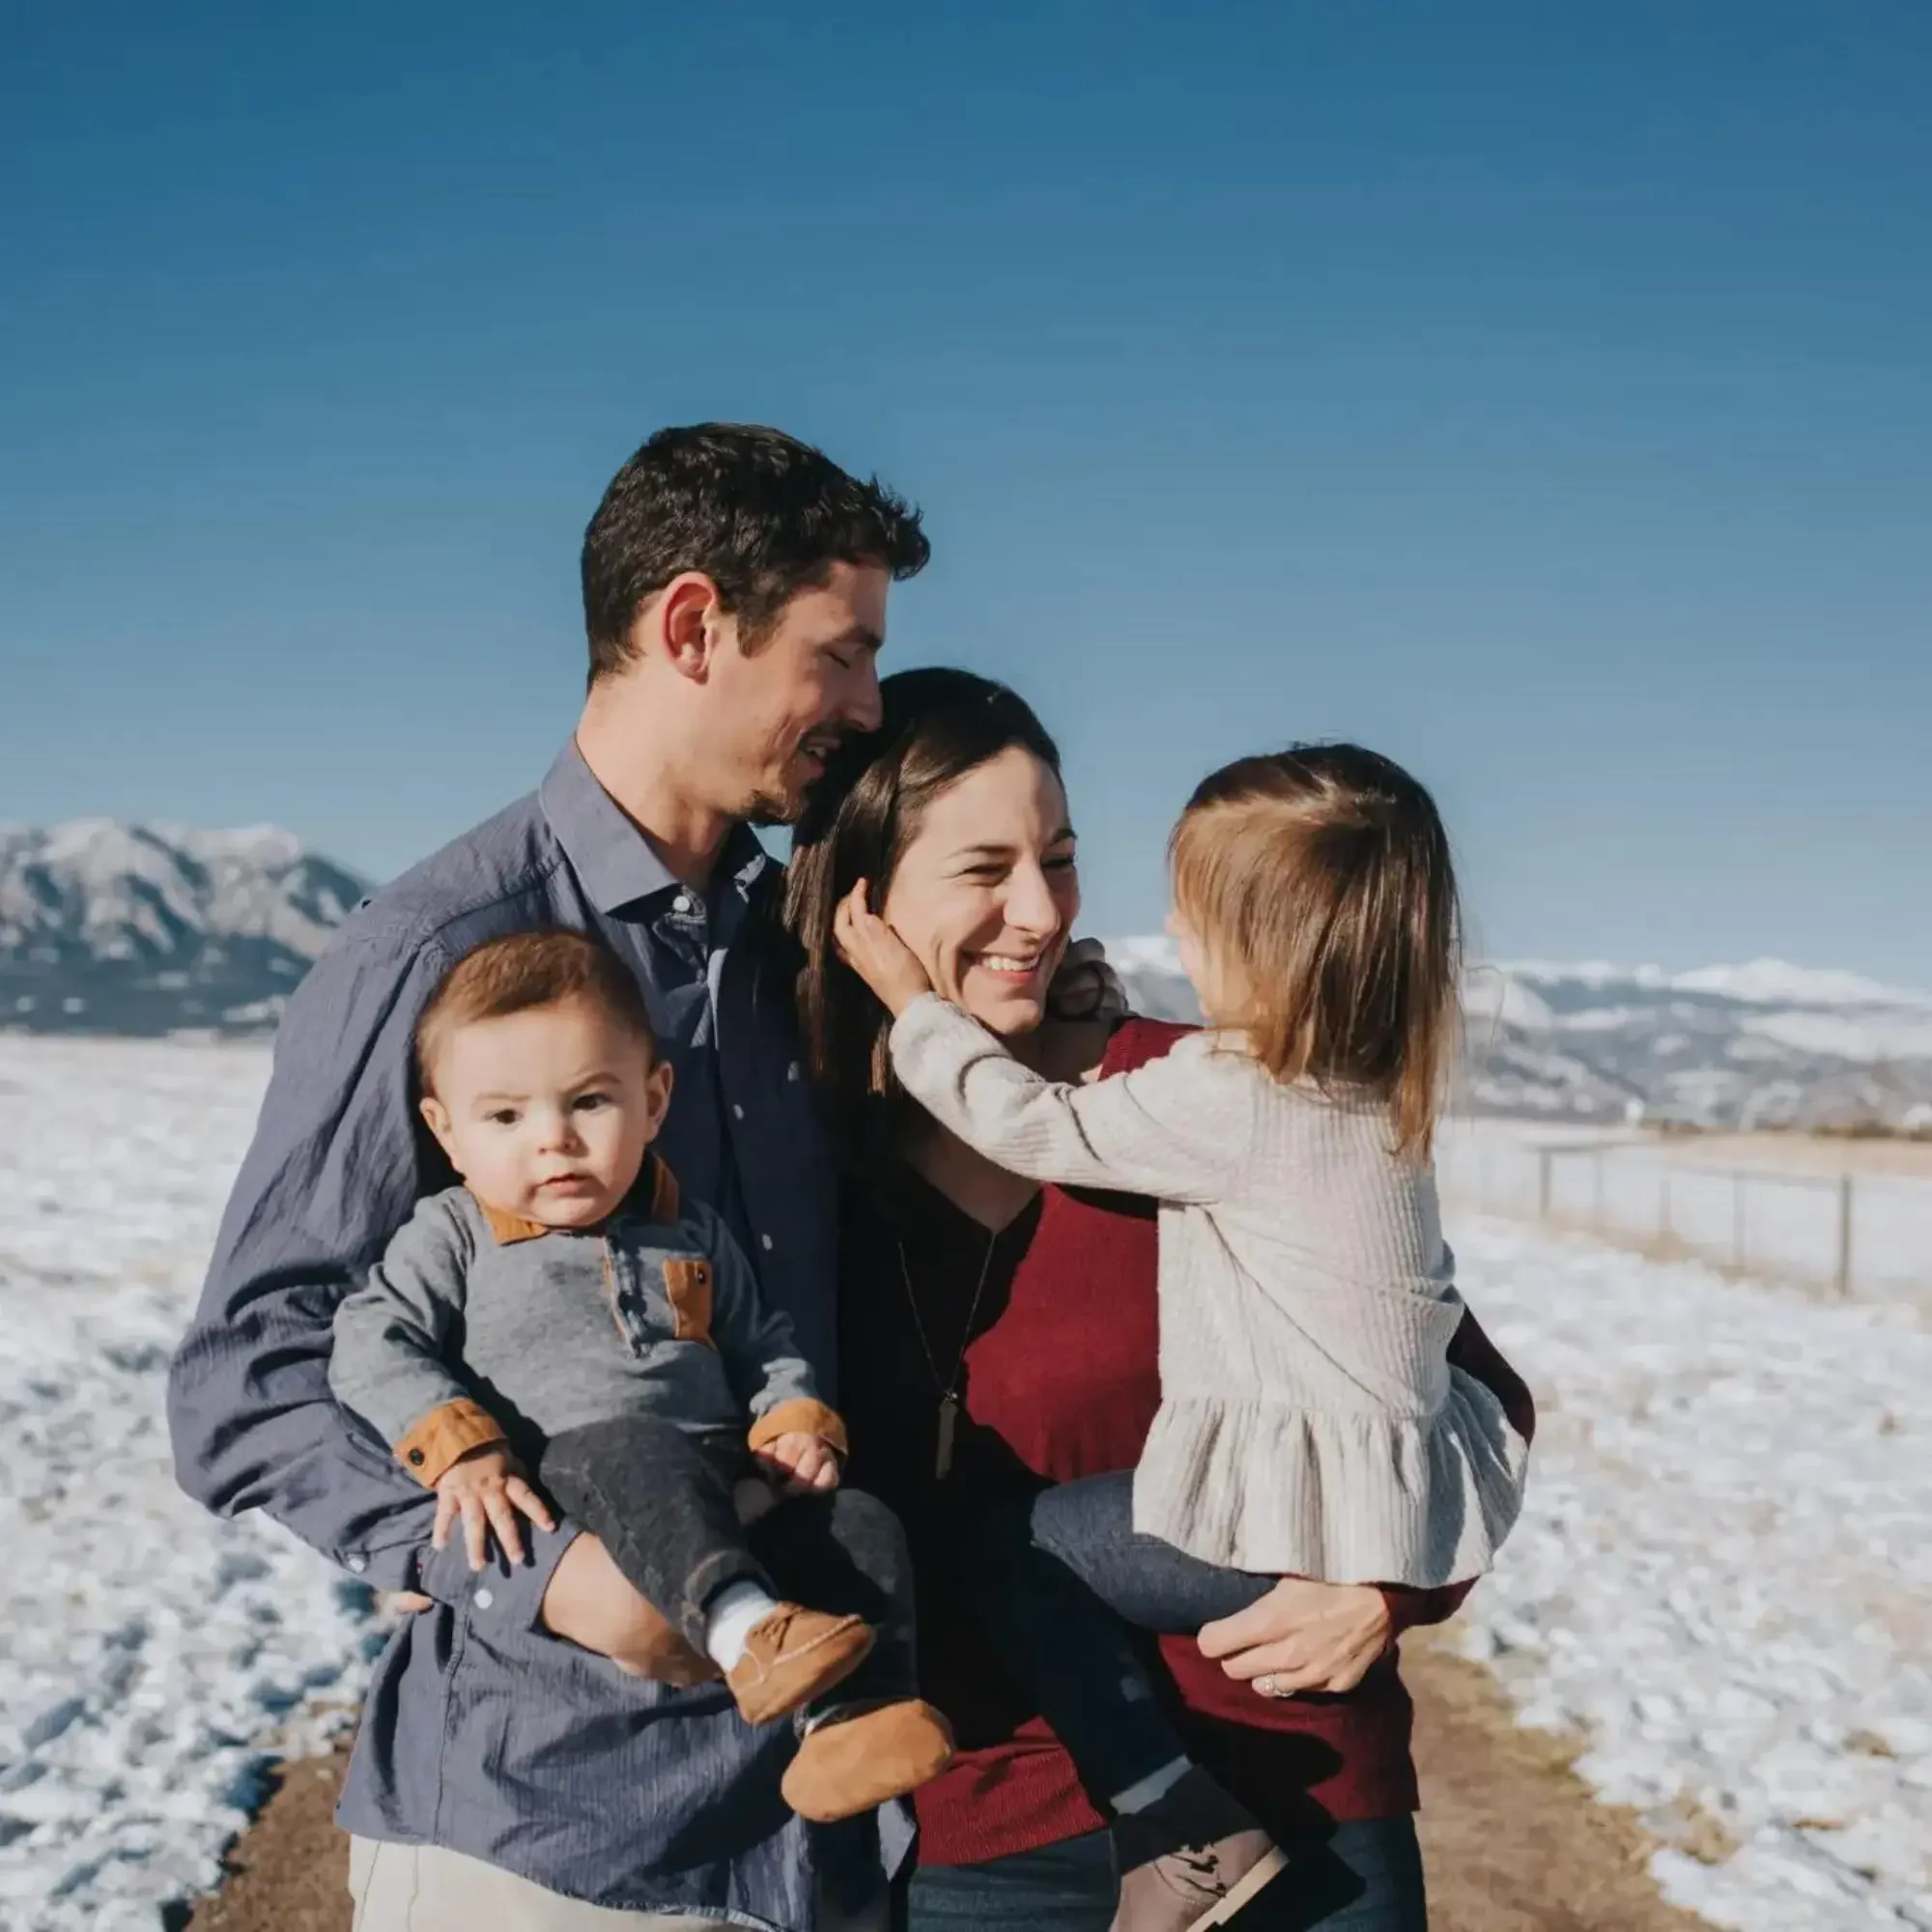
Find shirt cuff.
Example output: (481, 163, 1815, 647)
(415, 1515, 582, 1629)
(888, 992, 953, 1049)
(394, 1397, 507, 1486)
(747, 1398, 850, 1460)
(1378, 1578, 1473, 1637)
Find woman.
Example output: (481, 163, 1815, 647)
(784, 669, 1534, 1932)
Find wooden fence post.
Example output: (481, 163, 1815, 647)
(1835, 1175, 1854, 1297)
(1538, 1149, 1552, 1220)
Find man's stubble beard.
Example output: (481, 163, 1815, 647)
(747, 754, 843, 830)
(745, 781, 807, 830)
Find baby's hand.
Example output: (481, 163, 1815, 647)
(832, 882, 932, 1016)
(434, 1444, 554, 1571)
(754, 1431, 841, 1496)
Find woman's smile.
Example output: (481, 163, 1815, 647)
(964, 949, 1048, 980)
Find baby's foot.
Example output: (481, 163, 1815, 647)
(780, 1698, 956, 1822)
(724, 1605, 874, 1725)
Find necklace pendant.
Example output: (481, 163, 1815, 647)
(935, 1394, 959, 1480)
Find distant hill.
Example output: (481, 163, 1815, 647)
(1108, 938, 1932, 1132)
(0, 820, 369, 1036)
(7, 821, 1928, 1130)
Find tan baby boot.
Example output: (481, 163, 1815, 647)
(724, 1605, 875, 1725)
(780, 1698, 956, 1823)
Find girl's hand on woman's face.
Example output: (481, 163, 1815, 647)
(1195, 1577, 1394, 1697)
(833, 880, 935, 1015)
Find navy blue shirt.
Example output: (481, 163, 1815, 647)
(167, 743, 891, 1928)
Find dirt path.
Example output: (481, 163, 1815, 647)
(185, 1632, 1712, 1931)
(183, 1745, 351, 1932)
(1406, 1633, 1711, 1931)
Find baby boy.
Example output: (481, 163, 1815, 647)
(328, 927, 952, 1821)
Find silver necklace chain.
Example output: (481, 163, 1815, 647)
(894, 1226, 999, 1478)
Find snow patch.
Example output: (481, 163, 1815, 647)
(0, 1036, 372, 1931)
(1449, 1218, 1932, 1930)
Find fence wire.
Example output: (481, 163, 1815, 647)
(1437, 1125, 1932, 1304)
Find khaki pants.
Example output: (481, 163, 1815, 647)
(349, 1836, 888, 1932)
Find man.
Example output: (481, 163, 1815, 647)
(168, 424, 930, 1930)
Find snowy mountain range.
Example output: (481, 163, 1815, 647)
(6, 822, 1929, 1128)
(1111, 938, 1932, 1131)
(0, 820, 368, 1036)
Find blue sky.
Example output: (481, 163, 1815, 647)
(3, 3, 1928, 981)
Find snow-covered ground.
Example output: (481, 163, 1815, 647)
(1451, 1215, 1932, 1930)
(6, 1033, 1929, 1930)
(0, 1035, 372, 1931)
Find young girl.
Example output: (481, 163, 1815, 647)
(834, 743, 1529, 1932)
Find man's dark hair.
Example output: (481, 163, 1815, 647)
(581, 423, 930, 683)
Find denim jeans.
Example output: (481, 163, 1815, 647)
(906, 1818, 1428, 1930)
(540, 1412, 919, 1713)
(975, 1470, 1276, 1800)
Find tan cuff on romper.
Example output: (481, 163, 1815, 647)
(747, 1399, 850, 1461)
(395, 1397, 509, 1486)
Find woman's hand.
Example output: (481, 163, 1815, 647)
(1196, 1577, 1394, 1698)
(833, 880, 934, 1015)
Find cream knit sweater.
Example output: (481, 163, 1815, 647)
(890, 997, 1529, 1585)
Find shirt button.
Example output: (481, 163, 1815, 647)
(346, 1554, 367, 1576)
(407, 1448, 425, 1466)
(760, 1234, 775, 1252)
(732, 1103, 746, 1122)
(672, 894, 693, 915)
(473, 1587, 495, 1609)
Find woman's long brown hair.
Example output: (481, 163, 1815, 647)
(782, 668, 1063, 1173)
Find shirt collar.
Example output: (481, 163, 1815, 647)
(540, 738, 772, 916)
(476, 1199, 552, 1245)
(473, 1155, 681, 1245)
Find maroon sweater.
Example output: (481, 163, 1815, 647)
(838, 1018, 1536, 1868)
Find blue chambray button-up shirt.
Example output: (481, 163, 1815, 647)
(166, 742, 895, 1929)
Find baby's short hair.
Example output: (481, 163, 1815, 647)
(414, 929, 656, 1094)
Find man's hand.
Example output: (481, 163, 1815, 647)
(753, 1431, 841, 1495)
(433, 1442, 554, 1571)
(1196, 1577, 1393, 1698)
(832, 882, 933, 1016)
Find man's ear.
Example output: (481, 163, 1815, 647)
(646, 573, 724, 683)
(419, 1094, 462, 1171)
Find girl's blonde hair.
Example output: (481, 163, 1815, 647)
(1169, 745, 1462, 1158)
